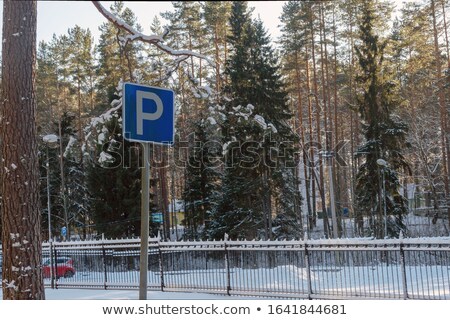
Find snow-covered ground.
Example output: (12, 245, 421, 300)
(307, 213, 449, 239)
(40, 264, 449, 299)
(0, 288, 230, 300)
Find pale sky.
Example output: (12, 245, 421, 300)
(0, 1, 415, 50)
(0, 1, 287, 45)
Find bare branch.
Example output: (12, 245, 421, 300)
(92, 1, 213, 65)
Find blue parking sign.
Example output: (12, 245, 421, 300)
(123, 82, 174, 144)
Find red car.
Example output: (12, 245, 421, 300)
(43, 257, 75, 278)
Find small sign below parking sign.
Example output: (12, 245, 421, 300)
(123, 82, 174, 144)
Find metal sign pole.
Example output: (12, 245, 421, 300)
(139, 142, 150, 300)
(123, 82, 174, 299)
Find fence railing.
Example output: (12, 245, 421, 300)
(32, 237, 450, 299)
(2, 237, 450, 299)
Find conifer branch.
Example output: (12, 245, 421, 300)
(92, 1, 213, 65)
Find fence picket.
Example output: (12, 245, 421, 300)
(400, 242, 408, 299)
(158, 241, 164, 291)
(305, 243, 313, 299)
(224, 240, 231, 296)
(1, 237, 449, 299)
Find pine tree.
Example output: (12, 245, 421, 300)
(430, 0, 450, 225)
(1, 0, 45, 299)
(395, 2, 446, 220)
(251, 19, 302, 239)
(96, 1, 144, 107)
(209, 2, 302, 240)
(86, 2, 159, 238)
(160, 1, 221, 239)
(38, 112, 88, 239)
(36, 25, 97, 240)
(209, 2, 261, 240)
(279, 1, 315, 235)
(86, 126, 143, 238)
(203, 1, 232, 91)
(66, 26, 95, 147)
(182, 116, 220, 239)
(36, 40, 59, 132)
(84, 61, 169, 239)
(354, 0, 410, 238)
(85, 106, 158, 238)
(59, 113, 90, 238)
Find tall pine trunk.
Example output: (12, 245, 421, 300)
(431, 0, 450, 225)
(1, 0, 45, 299)
(214, 23, 221, 91)
(347, 6, 362, 235)
(310, 6, 330, 237)
(332, 4, 345, 236)
(295, 52, 312, 234)
(441, 0, 450, 69)
(305, 44, 317, 230)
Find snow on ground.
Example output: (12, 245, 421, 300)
(308, 213, 449, 239)
(25, 263, 449, 300)
(0, 288, 231, 300)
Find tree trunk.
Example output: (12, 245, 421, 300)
(346, 6, 361, 234)
(332, 4, 344, 236)
(305, 44, 317, 230)
(1, 0, 45, 300)
(158, 147, 170, 240)
(441, 0, 450, 222)
(295, 51, 311, 235)
(214, 24, 221, 92)
(310, 7, 330, 237)
(441, 0, 450, 69)
(431, 0, 450, 226)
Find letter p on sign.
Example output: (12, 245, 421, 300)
(123, 83, 175, 144)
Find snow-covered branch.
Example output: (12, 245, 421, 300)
(92, 1, 213, 65)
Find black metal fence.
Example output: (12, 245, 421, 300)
(24, 237, 447, 299)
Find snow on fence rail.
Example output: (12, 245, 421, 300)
(2, 237, 450, 299)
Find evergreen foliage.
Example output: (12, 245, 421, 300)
(354, 1, 410, 238)
(182, 116, 220, 240)
(39, 112, 90, 239)
(23, 0, 450, 241)
(85, 116, 144, 238)
(96, 2, 145, 106)
(209, 2, 302, 240)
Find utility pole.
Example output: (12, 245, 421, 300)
(43, 134, 59, 288)
(58, 117, 70, 240)
(46, 144, 54, 288)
